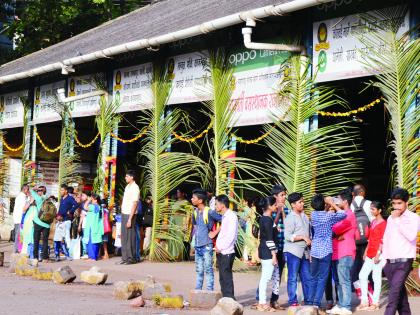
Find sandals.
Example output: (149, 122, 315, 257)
(367, 304, 380, 311)
(256, 304, 277, 312)
(271, 302, 286, 310)
(356, 304, 370, 311)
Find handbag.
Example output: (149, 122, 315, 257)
(103, 209, 112, 234)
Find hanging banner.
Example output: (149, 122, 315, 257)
(113, 63, 153, 113)
(313, 7, 410, 82)
(67, 75, 102, 117)
(33, 81, 65, 124)
(0, 90, 27, 129)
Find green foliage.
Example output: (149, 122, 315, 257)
(20, 96, 30, 185)
(202, 49, 269, 199)
(4, 0, 144, 58)
(93, 94, 121, 195)
(140, 61, 206, 261)
(265, 56, 361, 204)
(359, 8, 420, 211)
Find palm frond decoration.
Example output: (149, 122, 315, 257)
(358, 8, 420, 294)
(93, 94, 121, 195)
(265, 56, 361, 203)
(202, 49, 269, 199)
(141, 61, 207, 262)
(359, 7, 420, 210)
(49, 97, 81, 195)
(20, 96, 31, 185)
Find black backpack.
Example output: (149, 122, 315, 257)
(352, 199, 370, 246)
(142, 205, 153, 227)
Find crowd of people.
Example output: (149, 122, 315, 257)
(7, 168, 420, 315)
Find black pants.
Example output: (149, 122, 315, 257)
(271, 250, 286, 303)
(121, 214, 136, 263)
(351, 244, 367, 288)
(383, 260, 412, 315)
(217, 253, 235, 299)
(33, 222, 50, 260)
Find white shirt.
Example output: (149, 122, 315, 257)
(13, 192, 28, 224)
(351, 196, 373, 222)
(121, 182, 140, 215)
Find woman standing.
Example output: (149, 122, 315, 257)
(357, 201, 387, 311)
(83, 194, 104, 261)
(257, 196, 278, 312)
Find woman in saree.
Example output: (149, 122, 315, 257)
(82, 193, 104, 261)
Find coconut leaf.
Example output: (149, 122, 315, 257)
(266, 56, 361, 205)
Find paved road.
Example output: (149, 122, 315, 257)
(0, 241, 418, 314)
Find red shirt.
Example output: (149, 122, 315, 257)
(366, 219, 387, 258)
(332, 209, 357, 260)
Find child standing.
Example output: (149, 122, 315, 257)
(190, 188, 221, 291)
(54, 214, 71, 261)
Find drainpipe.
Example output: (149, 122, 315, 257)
(0, 0, 332, 84)
(242, 18, 305, 53)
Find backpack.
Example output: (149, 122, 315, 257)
(142, 205, 153, 227)
(38, 200, 57, 224)
(352, 199, 370, 245)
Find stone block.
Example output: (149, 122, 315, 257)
(113, 281, 144, 300)
(190, 289, 222, 309)
(22, 265, 37, 276)
(80, 266, 108, 285)
(142, 283, 166, 300)
(129, 296, 145, 308)
(8, 253, 22, 273)
(288, 306, 318, 315)
(210, 297, 243, 315)
(52, 266, 76, 284)
(32, 267, 53, 280)
(158, 295, 184, 309)
(15, 265, 26, 276)
(28, 259, 39, 267)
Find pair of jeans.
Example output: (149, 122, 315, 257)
(308, 254, 332, 306)
(259, 259, 275, 304)
(33, 222, 50, 260)
(14, 224, 20, 253)
(285, 252, 312, 305)
(135, 223, 141, 262)
(216, 253, 235, 298)
(383, 260, 412, 315)
(54, 241, 69, 258)
(359, 257, 383, 304)
(195, 244, 214, 290)
(332, 256, 354, 311)
(325, 266, 339, 303)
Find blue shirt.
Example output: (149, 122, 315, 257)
(272, 207, 289, 251)
(192, 207, 222, 248)
(58, 195, 78, 221)
(311, 210, 347, 259)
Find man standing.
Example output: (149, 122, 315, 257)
(117, 170, 140, 265)
(328, 189, 357, 315)
(351, 184, 372, 287)
(191, 188, 221, 291)
(58, 184, 78, 249)
(214, 194, 238, 299)
(13, 184, 31, 253)
(382, 188, 420, 315)
(284, 192, 312, 306)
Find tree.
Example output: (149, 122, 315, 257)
(4, 0, 144, 58)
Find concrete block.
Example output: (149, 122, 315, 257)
(210, 297, 243, 315)
(52, 266, 76, 284)
(113, 281, 144, 300)
(190, 289, 222, 309)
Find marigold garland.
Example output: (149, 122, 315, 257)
(2, 136, 23, 152)
(75, 132, 99, 148)
(110, 124, 150, 143)
(35, 130, 61, 153)
(318, 98, 383, 117)
(172, 121, 213, 143)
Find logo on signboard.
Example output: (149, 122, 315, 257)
(114, 71, 122, 91)
(315, 23, 330, 52)
(69, 78, 76, 96)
